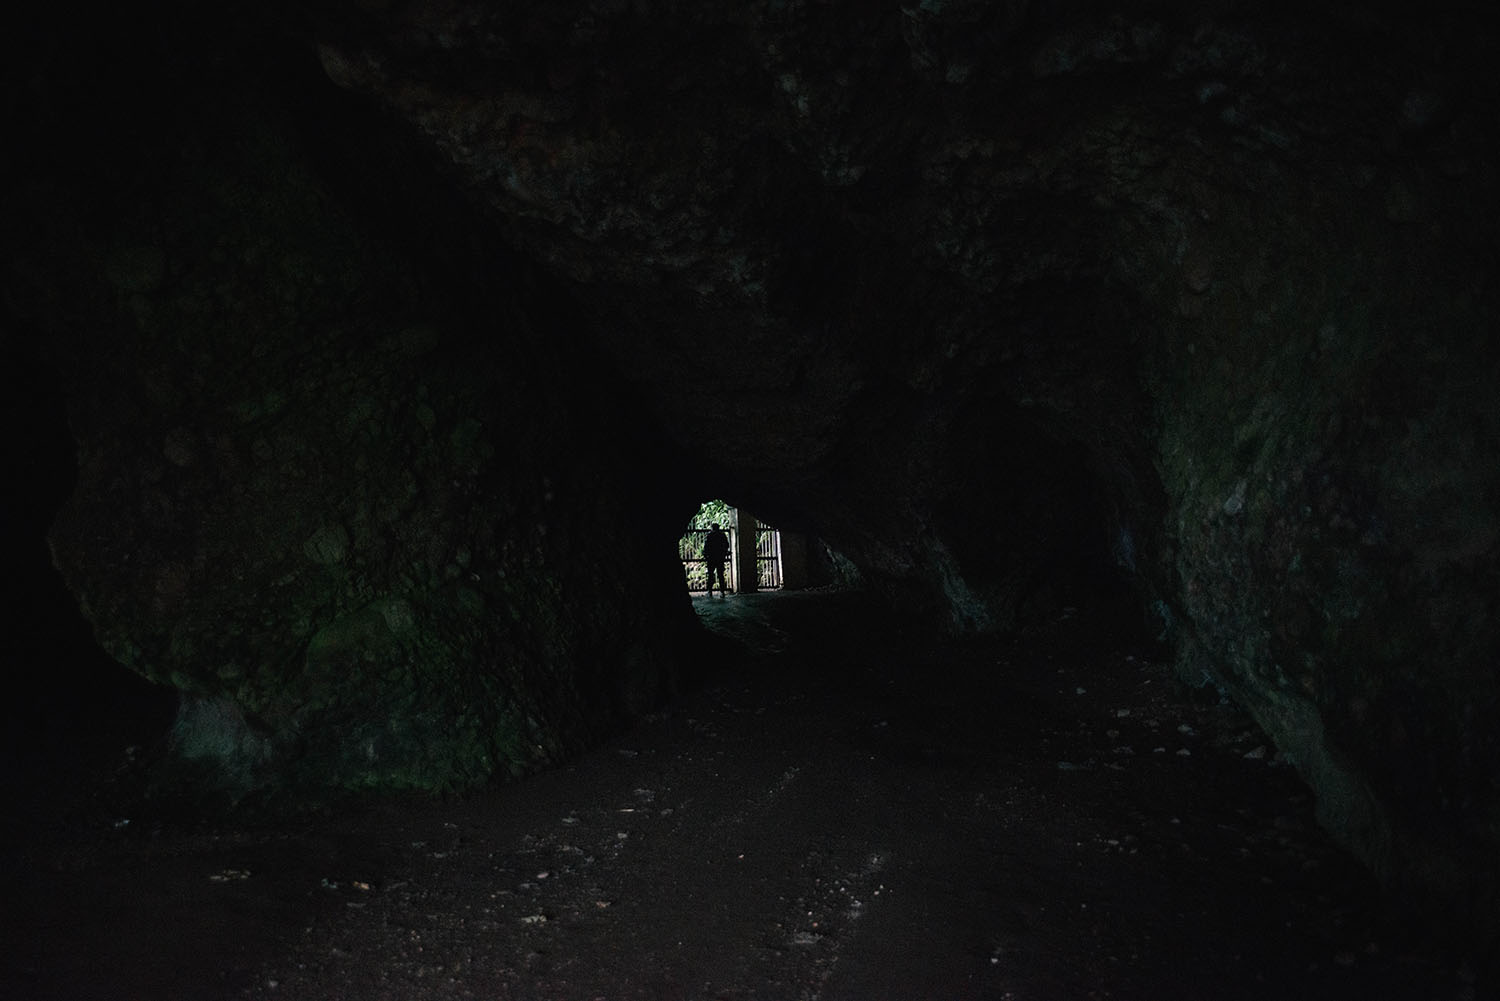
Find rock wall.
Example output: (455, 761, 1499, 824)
(1145, 162, 1500, 932)
(4, 9, 694, 805)
(5, 0, 1497, 943)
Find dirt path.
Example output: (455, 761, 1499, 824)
(1, 590, 1483, 1000)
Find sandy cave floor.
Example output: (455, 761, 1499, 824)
(1, 589, 1490, 1001)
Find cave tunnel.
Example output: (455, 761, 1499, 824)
(3, 0, 1498, 998)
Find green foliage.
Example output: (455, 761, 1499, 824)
(686, 498, 734, 530)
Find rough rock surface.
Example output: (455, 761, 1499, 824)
(6, 9, 695, 803)
(4, 0, 1498, 948)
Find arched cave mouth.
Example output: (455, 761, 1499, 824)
(4, 0, 1497, 990)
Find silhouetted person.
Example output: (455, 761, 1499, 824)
(703, 522, 730, 597)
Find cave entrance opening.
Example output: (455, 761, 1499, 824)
(679, 499, 792, 594)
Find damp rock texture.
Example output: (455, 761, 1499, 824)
(5, 0, 1498, 946)
(5, 10, 693, 804)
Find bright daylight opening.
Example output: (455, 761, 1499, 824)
(679, 499, 785, 595)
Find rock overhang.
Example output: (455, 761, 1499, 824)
(4, 0, 1497, 947)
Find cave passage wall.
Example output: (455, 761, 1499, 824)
(4, 6, 697, 803)
(4, 0, 1498, 945)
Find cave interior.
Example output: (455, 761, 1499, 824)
(3, 0, 1498, 995)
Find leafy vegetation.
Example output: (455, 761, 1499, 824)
(685, 498, 734, 530)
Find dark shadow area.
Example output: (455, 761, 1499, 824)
(677, 588, 1465, 998)
(2, 330, 179, 843)
(5, 585, 1475, 1000)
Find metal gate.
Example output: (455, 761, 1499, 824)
(754, 526, 782, 590)
(679, 522, 782, 592)
(679, 528, 721, 592)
